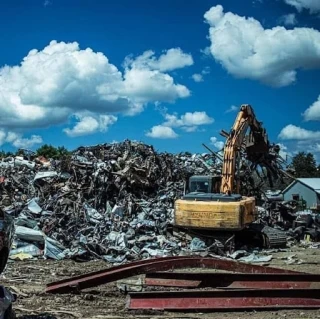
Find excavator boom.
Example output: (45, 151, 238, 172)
(220, 104, 269, 194)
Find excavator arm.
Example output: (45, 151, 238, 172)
(220, 104, 269, 195)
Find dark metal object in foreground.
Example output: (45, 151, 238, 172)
(128, 289, 320, 311)
(0, 285, 16, 318)
(145, 272, 320, 289)
(46, 256, 297, 294)
(0, 208, 14, 274)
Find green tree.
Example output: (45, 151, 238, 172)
(0, 150, 14, 158)
(36, 144, 70, 159)
(56, 146, 70, 158)
(291, 152, 318, 178)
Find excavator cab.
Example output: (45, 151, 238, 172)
(183, 175, 242, 203)
(187, 175, 221, 194)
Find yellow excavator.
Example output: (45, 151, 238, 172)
(174, 104, 286, 249)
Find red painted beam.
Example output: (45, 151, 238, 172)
(145, 278, 201, 288)
(128, 289, 320, 311)
(145, 272, 320, 289)
(229, 281, 320, 289)
(46, 256, 299, 294)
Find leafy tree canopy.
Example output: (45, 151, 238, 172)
(36, 144, 70, 159)
(291, 152, 319, 178)
(0, 150, 14, 158)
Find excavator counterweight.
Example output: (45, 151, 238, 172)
(174, 195, 255, 230)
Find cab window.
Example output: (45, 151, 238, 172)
(190, 181, 209, 193)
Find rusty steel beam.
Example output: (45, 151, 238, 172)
(128, 288, 320, 311)
(46, 256, 299, 294)
(145, 272, 320, 289)
(146, 277, 201, 288)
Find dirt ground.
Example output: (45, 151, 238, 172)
(1, 245, 320, 319)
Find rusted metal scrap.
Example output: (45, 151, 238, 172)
(145, 272, 320, 289)
(128, 289, 320, 311)
(45, 256, 297, 294)
(46, 255, 320, 312)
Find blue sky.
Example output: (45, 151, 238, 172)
(0, 0, 320, 158)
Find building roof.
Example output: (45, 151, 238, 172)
(282, 178, 320, 195)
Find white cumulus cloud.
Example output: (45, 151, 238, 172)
(123, 67, 190, 106)
(123, 48, 193, 72)
(191, 67, 211, 82)
(183, 126, 198, 132)
(204, 5, 320, 87)
(163, 111, 214, 127)
(0, 131, 42, 149)
(64, 114, 117, 137)
(202, 66, 211, 75)
(278, 124, 320, 139)
(279, 13, 298, 26)
(146, 125, 178, 139)
(200, 47, 212, 57)
(12, 135, 43, 148)
(192, 74, 203, 82)
(225, 105, 238, 113)
(0, 40, 191, 142)
(284, 0, 320, 13)
(303, 95, 320, 121)
(210, 137, 224, 149)
(146, 111, 213, 138)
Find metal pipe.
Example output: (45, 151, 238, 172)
(202, 143, 223, 161)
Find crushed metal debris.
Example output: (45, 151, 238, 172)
(0, 140, 317, 266)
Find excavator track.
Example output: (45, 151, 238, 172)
(171, 224, 287, 253)
(260, 225, 288, 248)
(238, 224, 287, 249)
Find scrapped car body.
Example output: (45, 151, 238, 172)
(0, 156, 35, 169)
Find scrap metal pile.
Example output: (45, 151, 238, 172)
(0, 140, 315, 263)
(1, 140, 222, 263)
(261, 198, 320, 242)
